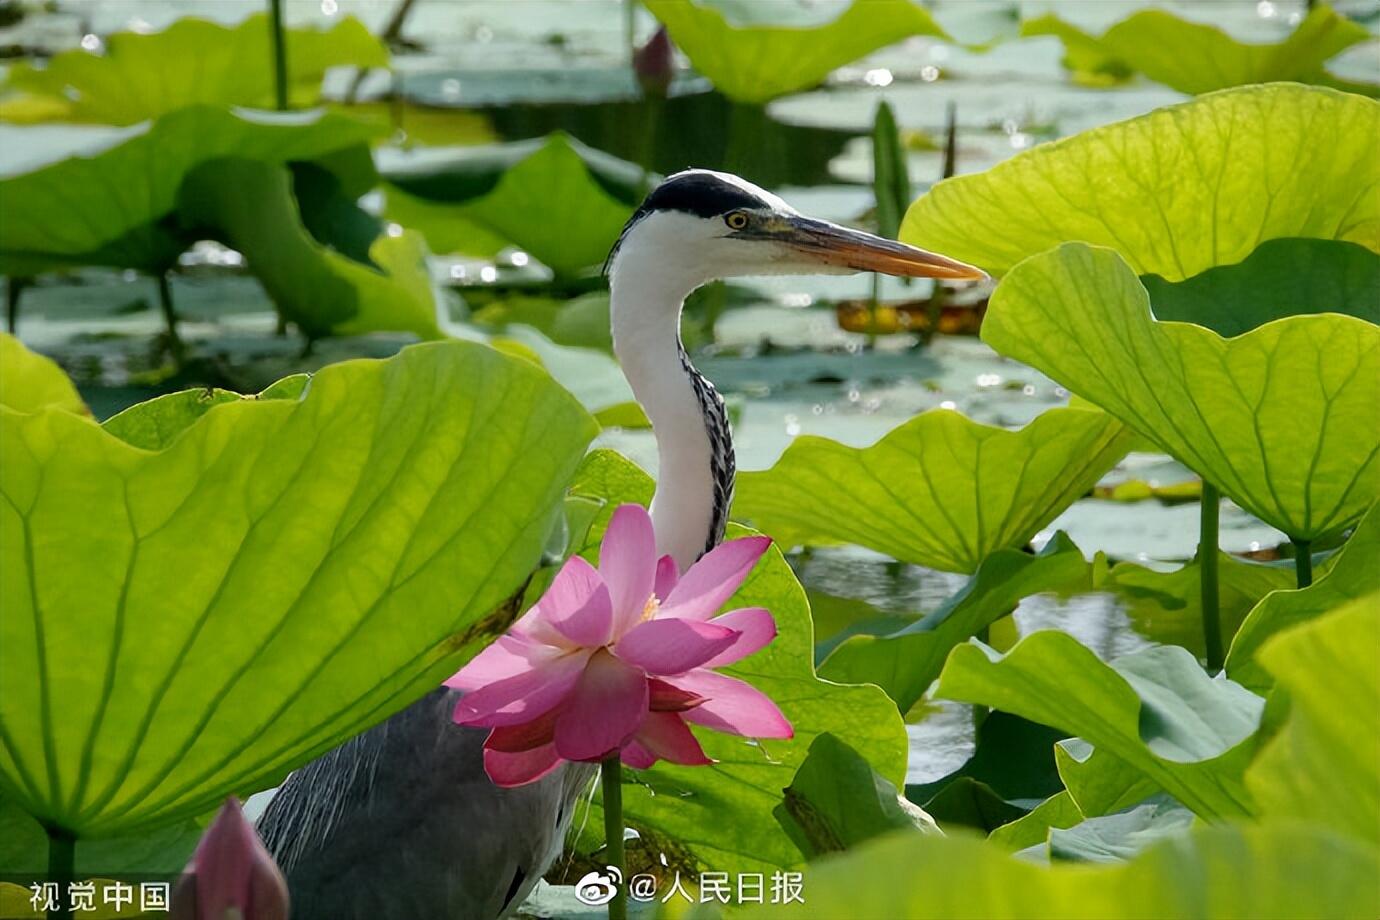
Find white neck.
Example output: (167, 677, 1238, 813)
(609, 254, 725, 573)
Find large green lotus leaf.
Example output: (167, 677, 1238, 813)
(1022, 6, 1373, 95)
(0, 105, 383, 276)
(901, 84, 1380, 280)
(1227, 505, 1380, 692)
(644, 0, 948, 104)
(0, 14, 387, 125)
(734, 406, 1130, 574)
(568, 452, 908, 875)
(102, 375, 310, 451)
(937, 635, 1264, 819)
(1104, 553, 1297, 661)
(177, 157, 440, 340)
(775, 733, 939, 860)
(1246, 594, 1380, 846)
(0, 341, 596, 837)
(381, 134, 638, 276)
(983, 243, 1380, 541)
(0, 334, 86, 415)
(692, 823, 1380, 920)
(1054, 739, 1163, 819)
(1141, 238, 1380, 337)
(819, 535, 1095, 714)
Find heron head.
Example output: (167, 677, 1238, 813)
(606, 169, 986, 289)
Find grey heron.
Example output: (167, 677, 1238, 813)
(257, 169, 983, 919)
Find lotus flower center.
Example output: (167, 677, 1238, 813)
(641, 595, 660, 622)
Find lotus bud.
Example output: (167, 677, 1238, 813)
(170, 797, 290, 920)
(634, 27, 674, 97)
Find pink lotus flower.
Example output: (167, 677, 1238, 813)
(170, 798, 289, 920)
(446, 504, 792, 786)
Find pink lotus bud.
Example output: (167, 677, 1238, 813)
(170, 798, 290, 920)
(634, 27, 674, 96)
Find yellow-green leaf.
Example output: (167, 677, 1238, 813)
(902, 84, 1380, 279)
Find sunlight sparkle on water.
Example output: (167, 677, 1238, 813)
(920, 66, 940, 83)
(80, 34, 103, 53)
(510, 251, 530, 267)
(864, 69, 894, 87)
(1256, 0, 1277, 17)
(939, 400, 957, 410)
(320, 0, 338, 15)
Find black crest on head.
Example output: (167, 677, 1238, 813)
(605, 170, 769, 273)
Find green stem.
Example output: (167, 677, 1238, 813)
(156, 273, 185, 367)
(5, 276, 26, 333)
(46, 827, 74, 920)
(1200, 481, 1223, 671)
(268, 0, 289, 111)
(601, 756, 627, 920)
(1293, 538, 1313, 589)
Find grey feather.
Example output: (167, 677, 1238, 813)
(258, 689, 596, 920)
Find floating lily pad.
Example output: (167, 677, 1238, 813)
(902, 84, 1380, 279)
(937, 635, 1264, 819)
(1227, 505, 1380, 692)
(1022, 6, 1373, 95)
(984, 243, 1380, 541)
(644, 0, 948, 104)
(0, 14, 387, 125)
(0, 339, 596, 837)
(1246, 594, 1380, 846)
(734, 406, 1131, 574)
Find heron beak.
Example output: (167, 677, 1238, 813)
(772, 216, 987, 281)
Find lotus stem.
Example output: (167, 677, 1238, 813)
(5, 276, 26, 333)
(1200, 481, 1223, 671)
(268, 0, 289, 111)
(1293, 538, 1313, 588)
(156, 273, 185, 367)
(46, 827, 75, 920)
(601, 756, 628, 920)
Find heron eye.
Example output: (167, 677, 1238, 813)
(724, 211, 749, 230)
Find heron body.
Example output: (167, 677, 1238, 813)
(258, 170, 982, 918)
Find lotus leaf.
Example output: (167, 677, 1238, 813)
(1053, 739, 1163, 819)
(0, 339, 596, 837)
(937, 636, 1263, 818)
(0, 106, 381, 276)
(1046, 797, 1195, 864)
(644, 0, 948, 104)
(1022, 6, 1373, 94)
(819, 535, 1095, 714)
(986, 243, 1380, 541)
(901, 84, 1380, 279)
(1246, 594, 1380, 845)
(1141, 238, 1380, 336)
(0, 14, 387, 125)
(102, 376, 309, 451)
(381, 133, 639, 276)
(1227, 504, 1380, 691)
(775, 733, 938, 860)
(692, 823, 1380, 919)
(734, 406, 1130, 574)
(567, 452, 909, 875)
(0, 334, 86, 415)
(177, 157, 440, 339)
(987, 790, 1082, 852)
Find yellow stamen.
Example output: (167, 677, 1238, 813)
(641, 595, 660, 622)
